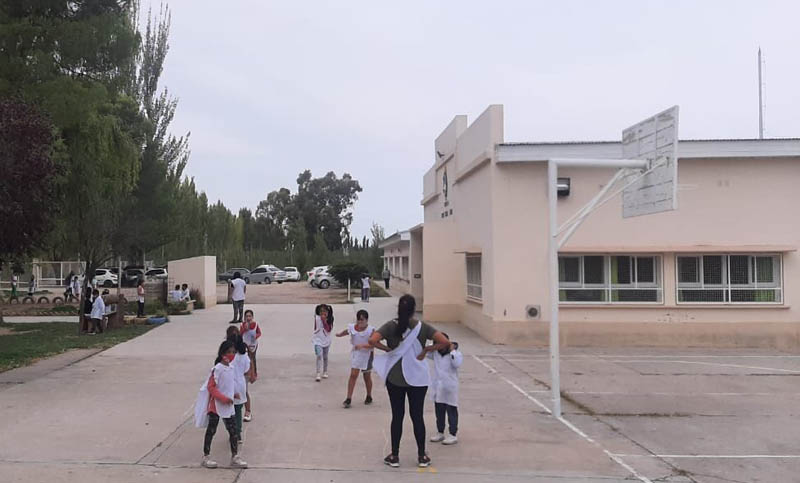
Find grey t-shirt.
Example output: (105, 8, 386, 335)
(376, 319, 437, 387)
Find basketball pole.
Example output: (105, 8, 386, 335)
(547, 158, 648, 419)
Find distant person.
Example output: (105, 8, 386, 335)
(83, 288, 94, 320)
(369, 294, 450, 469)
(28, 275, 36, 296)
(89, 288, 105, 335)
(428, 332, 463, 446)
(229, 272, 247, 324)
(171, 284, 183, 303)
(194, 340, 247, 469)
(382, 267, 391, 289)
(137, 279, 145, 317)
(335, 309, 375, 408)
(71, 275, 81, 301)
(361, 274, 371, 302)
(10, 273, 18, 298)
(181, 283, 191, 302)
(64, 271, 75, 298)
(240, 309, 261, 422)
(312, 304, 333, 382)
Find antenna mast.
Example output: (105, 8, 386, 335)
(758, 47, 765, 139)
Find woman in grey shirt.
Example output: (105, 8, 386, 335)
(369, 295, 449, 468)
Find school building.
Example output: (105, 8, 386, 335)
(392, 104, 800, 348)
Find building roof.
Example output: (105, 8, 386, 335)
(379, 230, 410, 249)
(497, 138, 800, 163)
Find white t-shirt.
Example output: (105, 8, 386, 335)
(182, 289, 191, 301)
(241, 322, 259, 350)
(232, 353, 250, 405)
(348, 323, 375, 370)
(361, 277, 370, 288)
(230, 278, 246, 301)
(137, 285, 145, 303)
(311, 315, 332, 348)
(170, 290, 183, 302)
(72, 278, 80, 295)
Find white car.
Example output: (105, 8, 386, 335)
(247, 265, 287, 284)
(308, 266, 328, 286)
(283, 266, 301, 281)
(314, 268, 342, 289)
(80, 268, 119, 288)
(145, 268, 168, 280)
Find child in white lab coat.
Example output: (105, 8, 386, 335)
(195, 340, 248, 469)
(335, 309, 375, 408)
(428, 333, 463, 445)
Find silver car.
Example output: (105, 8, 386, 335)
(314, 268, 341, 289)
(246, 265, 287, 284)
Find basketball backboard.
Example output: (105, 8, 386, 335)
(621, 105, 679, 218)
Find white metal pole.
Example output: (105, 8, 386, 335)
(758, 47, 764, 139)
(347, 278, 351, 302)
(547, 160, 562, 418)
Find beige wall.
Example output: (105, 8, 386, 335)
(410, 229, 424, 304)
(167, 256, 217, 308)
(421, 105, 800, 347)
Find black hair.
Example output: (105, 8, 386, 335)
(92, 288, 100, 296)
(438, 332, 454, 355)
(182, 283, 188, 289)
(315, 304, 334, 329)
(244, 309, 253, 317)
(396, 294, 416, 336)
(137, 279, 144, 286)
(175, 284, 180, 290)
(226, 326, 247, 354)
(356, 309, 369, 321)
(215, 340, 236, 364)
(233, 271, 241, 279)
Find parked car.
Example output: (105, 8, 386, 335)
(218, 268, 250, 282)
(93, 268, 119, 287)
(308, 266, 328, 287)
(314, 267, 341, 289)
(283, 266, 301, 281)
(122, 267, 145, 287)
(246, 265, 286, 284)
(145, 268, 168, 280)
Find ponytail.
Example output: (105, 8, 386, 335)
(396, 294, 416, 336)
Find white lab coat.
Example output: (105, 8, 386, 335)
(311, 315, 332, 348)
(429, 349, 463, 407)
(347, 323, 375, 370)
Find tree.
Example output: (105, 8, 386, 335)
(0, 100, 62, 259)
(116, 2, 190, 261)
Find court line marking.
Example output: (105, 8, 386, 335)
(472, 355, 653, 483)
(612, 453, 800, 459)
(487, 355, 800, 359)
(526, 390, 800, 397)
(608, 360, 800, 374)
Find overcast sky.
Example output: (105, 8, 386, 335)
(149, 0, 800, 239)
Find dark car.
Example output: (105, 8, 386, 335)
(122, 267, 145, 287)
(218, 268, 250, 282)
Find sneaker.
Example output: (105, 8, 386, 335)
(243, 412, 252, 422)
(364, 395, 373, 405)
(201, 455, 218, 469)
(343, 398, 351, 408)
(322, 372, 329, 379)
(383, 453, 400, 468)
(430, 432, 445, 443)
(315, 374, 321, 382)
(443, 434, 458, 445)
(231, 454, 248, 468)
(418, 454, 431, 467)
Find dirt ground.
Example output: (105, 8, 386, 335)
(215, 280, 366, 305)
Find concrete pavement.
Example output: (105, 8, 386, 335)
(8, 296, 794, 481)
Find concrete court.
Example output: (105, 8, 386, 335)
(0, 299, 796, 482)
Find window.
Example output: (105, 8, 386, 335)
(676, 254, 782, 304)
(252, 268, 266, 274)
(466, 254, 482, 301)
(559, 255, 662, 303)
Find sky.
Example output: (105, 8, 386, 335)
(147, 0, 800, 239)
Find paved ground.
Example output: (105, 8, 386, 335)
(1, 299, 798, 482)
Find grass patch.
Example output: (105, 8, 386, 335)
(369, 281, 390, 298)
(0, 322, 155, 373)
(50, 305, 78, 314)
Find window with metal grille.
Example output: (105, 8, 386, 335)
(558, 255, 662, 303)
(676, 254, 782, 304)
(466, 254, 482, 302)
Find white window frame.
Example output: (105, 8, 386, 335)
(465, 254, 482, 303)
(558, 254, 663, 305)
(675, 253, 783, 305)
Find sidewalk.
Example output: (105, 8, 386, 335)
(4, 316, 78, 323)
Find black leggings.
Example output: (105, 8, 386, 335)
(386, 380, 428, 457)
(204, 412, 238, 456)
